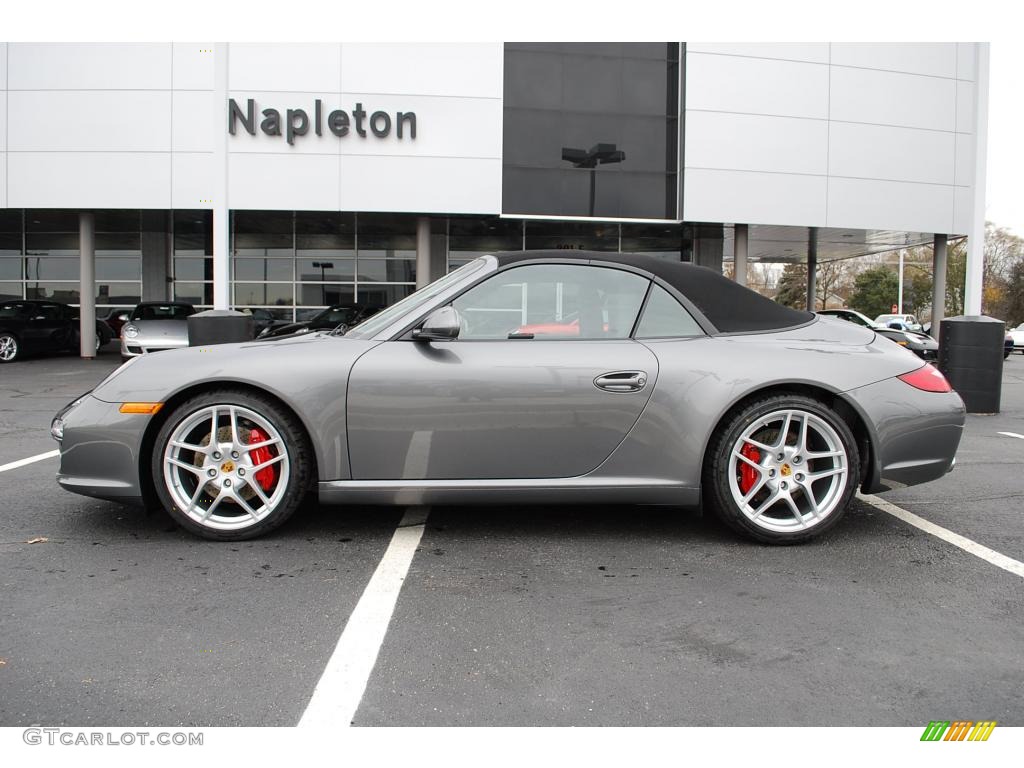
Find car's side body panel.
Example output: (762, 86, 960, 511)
(346, 338, 659, 480)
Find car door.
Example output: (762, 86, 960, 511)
(23, 303, 68, 351)
(346, 262, 659, 480)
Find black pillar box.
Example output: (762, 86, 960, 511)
(938, 315, 1004, 413)
(187, 310, 255, 347)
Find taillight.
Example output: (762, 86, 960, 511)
(898, 363, 952, 393)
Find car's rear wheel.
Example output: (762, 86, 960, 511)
(705, 395, 859, 544)
(0, 332, 19, 363)
(151, 390, 311, 541)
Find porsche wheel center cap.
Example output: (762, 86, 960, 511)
(780, 463, 792, 477)
(220, 460, 235, 474)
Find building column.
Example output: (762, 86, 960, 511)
(806, 226, 818, 311)
(965, 43, 990, 316)
(79, 212, 96, 359)
(212, 42, 231, 309)
(416, 216, 431, 289)
(733, 224, 748, 286)
(932, 234, 948, 339)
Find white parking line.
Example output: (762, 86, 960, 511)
(859, 494, 1024, 579)
(997, 431, 1024, 440)
(299, 506, 429, 728)
(0, 450, 59, 473)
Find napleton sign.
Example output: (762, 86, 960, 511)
(228, 98, 418, 145)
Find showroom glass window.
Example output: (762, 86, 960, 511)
(0, 210, 21, 302)
(452, 263, 649, 340)
(502, 43, 681, 219)
(22, 210, 142, 307)
(173, 210, 214, 307)
(448, 217, 524, 271)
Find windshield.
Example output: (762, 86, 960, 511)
(131, 304, 195, 321)
(344, 258, 487, 339)
(312, 305, 364, 328)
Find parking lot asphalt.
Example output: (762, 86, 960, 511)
(1, 350, 1022, 726)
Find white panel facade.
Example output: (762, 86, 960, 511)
(7, 43, 171, 90)
(685, 42, 977, 235)
(228, 43, 342, 93)
(829, 43, 956, 77)
(829, 67, 955, 131)
(8, 91, 172, 152)
(172, 43, 215, 90)
(341, 43, 504, 97)
(828, 122, 955, 186)
(685, 111, 828, 176)
(684, 42, 829, 63)
(228, 153, 341, 210)
(171, 153, 214, 209)
(8, 152, 171, 208)
(339, 156, 502, 214)
(172, 90, 215, 153)
(685, 168, 827, 227)
(685, 53, 829, 118)
(827, 177, 954, 233)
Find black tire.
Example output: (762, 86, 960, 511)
(151, 389, 313, 541)
(704, 394, 860, 544)
(0, 332, 20, 363)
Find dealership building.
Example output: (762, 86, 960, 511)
(0, 42, 987, 350)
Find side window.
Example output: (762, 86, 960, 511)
(452, 264, 649, 340)
(634, 285, 703, 339)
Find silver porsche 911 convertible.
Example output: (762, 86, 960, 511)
(52, 251, 965, 544)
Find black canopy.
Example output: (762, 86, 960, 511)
(494, 250, 813, 334)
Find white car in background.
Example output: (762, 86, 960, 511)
(120, 302, 196, 359)
(1009, 323, 1024, 354)
(874, 313, 923, 332)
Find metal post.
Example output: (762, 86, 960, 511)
(806, 227, 818, 311)
(734, 224, 748, 286)
(416, 217, 431, 289)
(965, 43, 990, 316)
(212, 43, 231, 310)
(78, 212, 96, 359)
(897, 250, 905, 314)
(932, 234, 948, 340)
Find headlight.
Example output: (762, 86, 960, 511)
(50, 417, 65, 441)
(123, 324, 139, 338)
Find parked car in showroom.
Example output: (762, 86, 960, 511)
(0, 300, 112, 363)
(53, 252, 965, 545)
(256, 303, 382, 339)
(120, 301, 196, 359)
(874, 313, 923, 332)
(98, 306, 134, 339)
(244, 308, 290, 337)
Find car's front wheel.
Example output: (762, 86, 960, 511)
(705, 394, 859, 544)
(151, 390, 312, 540)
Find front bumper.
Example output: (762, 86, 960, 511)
(54, 394, 147, 504)
(121, 336, 189, 358)
(843, 375, 966, 493)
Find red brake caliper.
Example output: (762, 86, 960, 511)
(248, 427, 277, 492)
(739, 443, 761, 495)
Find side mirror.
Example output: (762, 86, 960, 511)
(413, 306, 461, 341)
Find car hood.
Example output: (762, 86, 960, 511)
(129, 319, 190, 338)
(92, 333, 378, 404)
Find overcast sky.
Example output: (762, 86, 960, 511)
(986, 43, 1022, 235)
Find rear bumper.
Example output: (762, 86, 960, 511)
(843, 376, 965, 493)
(54, 394, 146, 504)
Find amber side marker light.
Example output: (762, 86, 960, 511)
(898, 363, 952, 393)
(119, 402, 164, 415)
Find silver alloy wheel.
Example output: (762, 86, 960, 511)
(0, 334, 17, 362)
(727, 408, 848, 534)
(162, 404, 290, 532)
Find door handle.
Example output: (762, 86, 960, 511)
(594, 370, 648, 393)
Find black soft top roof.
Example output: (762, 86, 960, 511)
(494, 250, 813, 334)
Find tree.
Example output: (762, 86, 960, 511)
(815, 260, 853, 309)
(1002, 259, 1024, 327)
(848, 266, 900, 319)
(774, 263, 807, 308)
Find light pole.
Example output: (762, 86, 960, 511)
(561, 143, 626, 217)
(312, 261, 333, 305)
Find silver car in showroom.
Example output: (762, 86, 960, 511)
(53, 251, 965, 544)
(120, 301, 196, 359)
